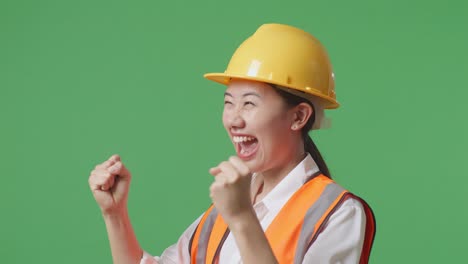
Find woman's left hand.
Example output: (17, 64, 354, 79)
(209, 156, 254, 225)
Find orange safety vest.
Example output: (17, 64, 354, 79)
(189, 173, 376, 264)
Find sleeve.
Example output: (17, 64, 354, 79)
(139, 214, 203, 264)
(302, 198, 367, 264)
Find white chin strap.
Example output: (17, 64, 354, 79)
(309, 97, 331, 130)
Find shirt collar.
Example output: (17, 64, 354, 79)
(253, 153, 320, 211)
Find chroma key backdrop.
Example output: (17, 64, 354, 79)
(1, 0, 467, 263)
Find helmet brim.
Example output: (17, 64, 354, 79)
(204, 72, 340, 109)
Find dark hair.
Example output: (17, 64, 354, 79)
(272, 86, 332, 178)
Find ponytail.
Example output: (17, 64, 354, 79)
(304, 134, 331, 178)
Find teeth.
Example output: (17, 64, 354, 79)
(233, 136, 255, 143)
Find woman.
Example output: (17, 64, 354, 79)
(89, 24, 376, 264)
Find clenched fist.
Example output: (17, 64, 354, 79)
(209, 156, 254, 225)
(88, 154, 132, 215)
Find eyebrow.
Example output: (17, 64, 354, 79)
(224, 92, 261, 98)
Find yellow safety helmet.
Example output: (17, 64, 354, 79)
(204, 23, 339, 109)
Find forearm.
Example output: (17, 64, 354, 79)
(103, 209, 143, 264)
(229, 209, 278, 264)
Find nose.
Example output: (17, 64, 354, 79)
(224, 108, 246, 130)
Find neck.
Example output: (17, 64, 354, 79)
(255, 149, 307, 201)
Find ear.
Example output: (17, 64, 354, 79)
(290, 103, 313, 131)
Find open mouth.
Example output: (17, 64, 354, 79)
(233, 135, 259, 160)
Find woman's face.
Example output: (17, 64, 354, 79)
(223, 79, 297, 173)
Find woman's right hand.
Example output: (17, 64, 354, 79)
(88, 154, 132, 215)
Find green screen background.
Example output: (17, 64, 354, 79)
(1, 0, 467, 263)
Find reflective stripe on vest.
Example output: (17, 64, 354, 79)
(189, 174, 376, 264)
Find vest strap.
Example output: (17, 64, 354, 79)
(189, 175, 376, 264)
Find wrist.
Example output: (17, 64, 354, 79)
(102, 207, 129, 223)
(101, 201, 128, 217)
(227, 207, 259, 233)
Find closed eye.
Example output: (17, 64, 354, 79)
(244, 101, 255, 106)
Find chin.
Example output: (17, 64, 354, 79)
(243, 157, 266, 174)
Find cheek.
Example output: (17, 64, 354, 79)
(261, 114, 289, 133)
(222, 110, 232, 130)
(259, 117, 291, 148)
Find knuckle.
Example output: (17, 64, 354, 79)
(103, 171, 112, 178)
(112, 161, 122, 170)
(88, 172, 97, 181)
(231, 174, 238, 181)
(214, 179, 225, 188)
(111, 163, 126, 175)
(89, 174, 102, 186)
(220, 162, 231, 171)
(106, 166, 116, 174)
(240, 167, 249, 176)
(214, 175, 222, 184)
(226, 178, 236, 185)
(96, 170, 110, 179)
(229, 169, 239, 179)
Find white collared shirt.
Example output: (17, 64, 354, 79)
(141, 154, 367, 264)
